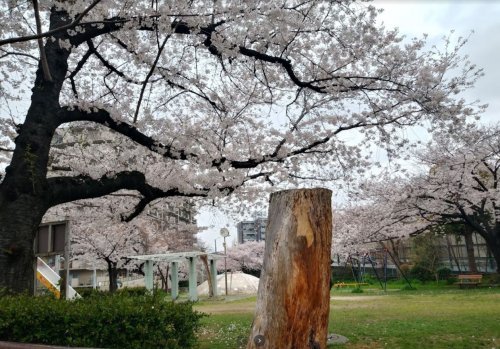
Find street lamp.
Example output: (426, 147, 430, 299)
(214, 237, 221, 253)
(220, 228, 230, 296)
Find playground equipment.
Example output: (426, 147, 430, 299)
(36, 257, 80, 299)
(336, 249, 413, 291)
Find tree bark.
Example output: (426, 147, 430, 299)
(0, 197, 47, 294)
(246, 188, 332, 349)
(200, 254, 214, 297)
(463, 227, 478, 273)
(106, 259, 118, 293)
(483, 232, 500, 274)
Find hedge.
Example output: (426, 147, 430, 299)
(0, 292, 203, 349)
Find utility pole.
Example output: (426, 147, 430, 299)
(220, 228, 230, 296)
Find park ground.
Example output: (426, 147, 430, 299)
(194, 284, 500, 349)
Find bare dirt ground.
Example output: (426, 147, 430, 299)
(195, 302, 256, 314)
(194, 294, 389, 314)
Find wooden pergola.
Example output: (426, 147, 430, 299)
(127, 251, 225, 301)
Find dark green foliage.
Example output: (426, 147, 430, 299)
(241, 267, 260, 278)
(115, 286, 150, 297)
(74, 287, 101, 298)
(446, 276, 458, 285)
(437, 267, 452, 280)
(0, 293, 204, 348)
(351, 287, 364, 293)
(482, 273, 500, 285)
(410, 265, 434, 282)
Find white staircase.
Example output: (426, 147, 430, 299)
(36, 257, 80, 299)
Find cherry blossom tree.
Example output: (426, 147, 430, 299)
(45, 192, 199, 291)
(223, 241, 264, 274)
(338, 124, 500, 273)
(0, 0, 485, 293)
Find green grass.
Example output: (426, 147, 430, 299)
(194, 287, 500, 349)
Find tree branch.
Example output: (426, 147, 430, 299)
(133, 33, 172, 123)
(46, 170, 207, 208)
(32, 0, 52, 81)
(57, 107, 196, 161)
(0, 0, 103, 47)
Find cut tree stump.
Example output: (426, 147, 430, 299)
(246, 188, 332, 349)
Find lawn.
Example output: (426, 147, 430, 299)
(194, 287, 500, 349)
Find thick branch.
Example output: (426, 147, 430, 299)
(0, 0, 103, 47)
(57, 107, 195, 161)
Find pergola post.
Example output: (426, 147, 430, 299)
(209, 258, 218, 297)
(171, 261, 179, 300)
(188, 257, 198, 301)
(144, 260, 154, 292)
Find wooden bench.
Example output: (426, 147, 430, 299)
(456, 274, 482, 288)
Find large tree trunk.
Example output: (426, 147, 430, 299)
(247, 188, 332, 349)
(0, 197, 47, 294)
(484, 232, 500, 274)
(463, 228, 478, 273)
(0, 9, 72, 294)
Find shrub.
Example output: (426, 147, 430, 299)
(115, 286, 149, 297)
(484, 273, 500, 285)
(0, 293, 204, 349)
(410, 265, 433, 282)
(437, 267, 452, 280)
(351, 287, 364, 294)
(446, 276, 458, 285)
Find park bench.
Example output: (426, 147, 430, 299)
(456, 274, 482, 288)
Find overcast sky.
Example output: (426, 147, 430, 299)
(197, 1, 500, 250)
(375, 0, 500, 124)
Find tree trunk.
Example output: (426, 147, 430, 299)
(0, 196, 47, 294)
(483, 232, 500, 274)
(158, 264, 169, 291)
(247, 188, 332, 349)
(463, 228, 478, 273)
(0, 9, 72, 294)
(106, 260, 119, 293)
(200, 254, 214, 297)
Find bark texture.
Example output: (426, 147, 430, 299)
(247, 188, 332, 349)
(463, 228, 478, 273)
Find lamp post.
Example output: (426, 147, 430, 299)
(214, 237, 221, 253)
(220, 228, 230, 296)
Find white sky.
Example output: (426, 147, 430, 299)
(196, 0, 500, 250)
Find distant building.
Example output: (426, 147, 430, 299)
(332, 231, 497, 278)
(147, 201, 197, 228)
(237, 217, 267, 244)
